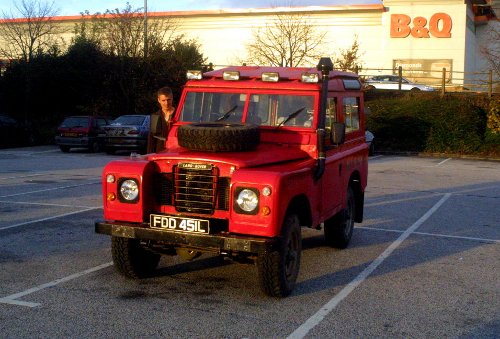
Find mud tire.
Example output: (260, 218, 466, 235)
(111, 236, 161, 279)
(324, 186, 355, 249)
(257, 213, 301, 297)
(177, 123, 259, 152)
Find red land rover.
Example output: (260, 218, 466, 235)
(95, 58, 368, 297)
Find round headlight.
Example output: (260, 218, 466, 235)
(236, 189, 259, 212)
(120, 179, 139, 201)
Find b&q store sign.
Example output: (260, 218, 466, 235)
(390, 13, 452, 38)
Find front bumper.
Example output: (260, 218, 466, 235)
(95, 221, 279, 255)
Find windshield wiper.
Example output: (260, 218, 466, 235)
(216, 105, 238, 122)
(276, 107, 306, 127)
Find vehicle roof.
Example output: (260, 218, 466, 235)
(204, 66, 358, 81)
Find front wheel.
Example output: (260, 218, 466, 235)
(257, 213, 301, 297)
(111, 237, 161, 279)
(324, 186, 355, 249)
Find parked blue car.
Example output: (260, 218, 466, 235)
(103, 115, 150, 154)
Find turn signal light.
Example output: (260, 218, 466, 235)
(107, 192, 116, 201)
(261, 206, 271, 216)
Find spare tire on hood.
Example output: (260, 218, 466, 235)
(177, 122, 260, 152)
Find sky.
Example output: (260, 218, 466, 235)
(0, 0, 382, 17)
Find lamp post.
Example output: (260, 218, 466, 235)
(144, 0, 148, 58)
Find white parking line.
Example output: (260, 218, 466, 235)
(0, 207, 101, 231)
(287, 193, 452, 339)
(0, 181, 100, 198)
(0, 200, 96, 209)
(436, 158, 451, 166)
(0, 262, 113, 308)
(358, 226, 500, 244)
(0, 173, 46, 180)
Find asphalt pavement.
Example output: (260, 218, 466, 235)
(0, 146, 498, 338)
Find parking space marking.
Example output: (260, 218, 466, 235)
(0, 173, 47, 180)
(0, 262, 113, 308)
(0, 207, 101, 231)
(358, 226, 500, 244)
(0, 200, 97, 209)
(436, 157, 451, 166)
(0, 181, 100, 198)
(287, 193, 452, 339)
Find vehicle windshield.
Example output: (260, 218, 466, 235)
(60, 117, 89, 128)
(179, 91, 314, 127)
(111, 116, 146, 126)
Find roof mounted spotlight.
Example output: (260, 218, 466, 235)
(186, 70, 202, 80)
(223, 71, 240, 80)
(301, 72, 319, 83)
(262, 72, 279, 82)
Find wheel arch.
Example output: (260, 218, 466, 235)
(348, 171, 364, 223)
(285, 194, 312, 228)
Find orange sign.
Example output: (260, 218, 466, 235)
(391, 13, 452, 38)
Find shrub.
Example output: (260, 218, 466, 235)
(366, 93, 493, 155)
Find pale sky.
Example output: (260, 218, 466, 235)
(1, 0, 382, 17)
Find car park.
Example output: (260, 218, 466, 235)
(103, 115, 150, 154)
(364, 75, 435, 91)
(55, 115, 109, 152)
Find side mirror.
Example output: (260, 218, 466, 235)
(330, 122, 345, 145)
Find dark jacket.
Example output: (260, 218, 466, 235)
(147, 109, 173, 153)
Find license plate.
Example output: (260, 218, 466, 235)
(150, 214, 209, 234)
(64, 132, 78, 137)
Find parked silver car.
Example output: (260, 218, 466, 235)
(364, 75, 435, 91)
(103, 115, 150, 154)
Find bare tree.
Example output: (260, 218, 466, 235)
(333, 35, 364, 73)
(0, 0, 61, 62)
(74, 3, 177, 59)
(480, 23, 500, 80)
(243, 11, 327, 67)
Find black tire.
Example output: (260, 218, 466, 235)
(324, 186, 355, 249)
(410, 87, 421, 92)
(369, 142, 375, 156)
(111, 236, 161, 279)
(89, 140, 100, 153)
(257, 213, 301, 297)
(59, 145, 70, 153)
(105, 147, 115, 155)
(177, 123, 259, 152)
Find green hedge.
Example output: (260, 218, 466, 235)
(366, 92, 499, 157)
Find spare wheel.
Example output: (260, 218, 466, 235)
(177, 122, 260, 152)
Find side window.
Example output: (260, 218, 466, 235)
(343, 97, 360, 132)
(326, 97, 337, 127)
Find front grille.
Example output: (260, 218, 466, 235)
(156, 165, 230, 215)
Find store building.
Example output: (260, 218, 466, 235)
(134, 0, 499, 88)
(1, 0, 498, 89)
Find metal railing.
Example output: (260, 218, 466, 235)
(358, 66, 499, 98)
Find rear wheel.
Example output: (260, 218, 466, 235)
(105, 147, 115, 155)
(89, 140, 100, 153)
(59, 145, 70, 152)
(257, 213, 301, 297)
(111, 237, 161, 278)
(324, 186, 355, 249)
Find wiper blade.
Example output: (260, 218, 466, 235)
(276, 107, 306, 127)
(216, 105, 238, 122)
